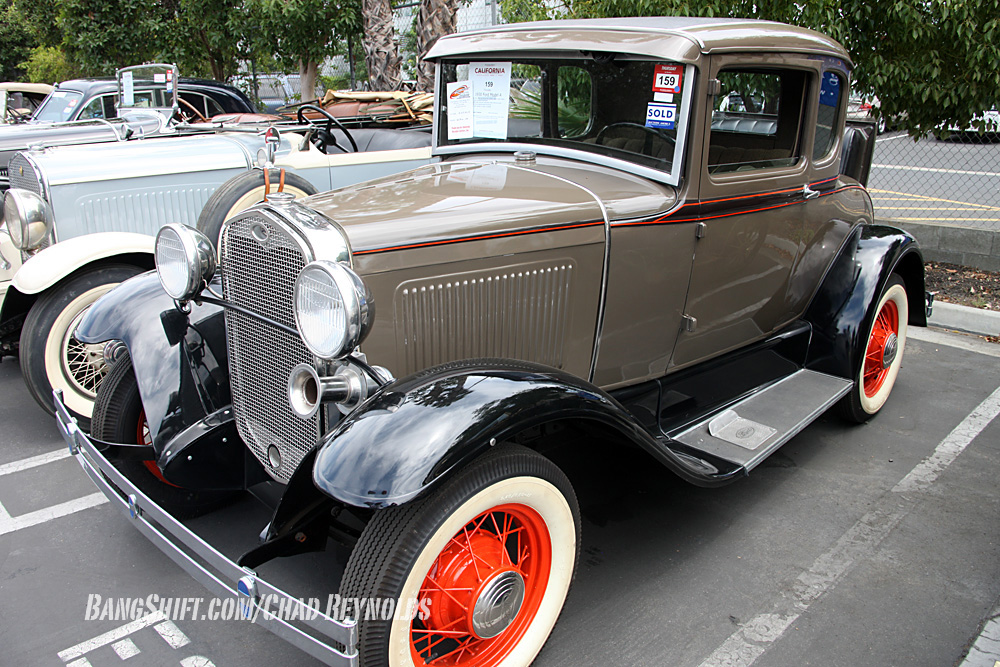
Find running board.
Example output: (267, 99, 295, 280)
(671, 369, 852, 473)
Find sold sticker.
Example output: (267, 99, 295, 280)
(652, 64, 683, 94)
(645, 103, 677, 129)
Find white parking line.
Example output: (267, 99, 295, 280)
(698, 383, 1000, 667)
(0, 492, 108, 536)
(111, 637, 140, 659)
(58, 612, 167, 662)
(154, 620, 192, 649)
(0, 448, 70, 476)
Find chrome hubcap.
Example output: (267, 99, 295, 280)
(470, 570, 525, 639)
(882, 333, 898, 369)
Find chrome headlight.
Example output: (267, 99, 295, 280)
(3, 189, 52, 250)
(293, 260, 373, 360)
(155, 223, 216, 301)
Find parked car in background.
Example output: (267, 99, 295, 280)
(0, 82, 53, 124)
(0, 64, 256, 191)
(847, 95, 887, 134)
(946, 106, 1000, 140)
(30, 74, 253, 123)
(57, 17, 928, 667)
(1, 98, 433, 427)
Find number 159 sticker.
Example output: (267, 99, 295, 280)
(653, 64, 683, 94)
(645, 103, 677, 129)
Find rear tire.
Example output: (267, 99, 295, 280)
(341, 444, 580, 667)
(196, 168, 317, 246)
(92, 353, 236, 518)
(19, 264, 142, 429)
(839, 274, 908, 423)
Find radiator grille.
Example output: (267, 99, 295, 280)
(395, 263, 574, 375)
(8, 154, 42, 197)
(220, 212, 319, 482)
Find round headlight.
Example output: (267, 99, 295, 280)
(3, 189, 52, 250)
(155, 223, 216, 301)
(293, 260, 373, 360)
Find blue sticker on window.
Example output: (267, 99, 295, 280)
(820, 72, 840, 107)
(645, 103, 676, 129)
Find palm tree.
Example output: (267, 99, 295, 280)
(414, 0, 460, 91)
(363, 0, 401, 90)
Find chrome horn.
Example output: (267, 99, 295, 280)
(287, 363, 370, 419)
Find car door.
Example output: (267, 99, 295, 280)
(671, 54, 825, 369)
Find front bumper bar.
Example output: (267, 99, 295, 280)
(54, 390, 358, 665)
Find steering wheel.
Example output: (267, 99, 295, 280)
(177, 97, 209, 123)
(595, 122, 675, 155)
(296, 103, 359, 153)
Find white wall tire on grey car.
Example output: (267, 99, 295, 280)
(19, 264, 142, 429)
(196, 168, 318, 246)
(340, 444, 581, 667)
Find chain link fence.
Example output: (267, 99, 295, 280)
(869, 131, 1000, 231)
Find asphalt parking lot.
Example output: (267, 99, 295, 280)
(1, 326, 998, 667)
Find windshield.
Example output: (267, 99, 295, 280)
(438, 56, 690, 182)
(32, 90, 84, 122)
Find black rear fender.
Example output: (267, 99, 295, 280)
(805, 224, 925, 380)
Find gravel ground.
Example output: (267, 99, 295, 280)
(925, 262, 1000, 342)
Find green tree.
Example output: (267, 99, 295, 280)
(0, 2, 36, 80)
(567, 0, 1000, 136)
(249, 0, 363, 101)
(58, 0, 171, 74)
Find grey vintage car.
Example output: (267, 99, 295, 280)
(2, 94, 434, 428)
(57, 17, 927, 667)
(0, 64, 257, 192)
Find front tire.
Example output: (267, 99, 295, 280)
(341, 444, 580, 667)
(91, 353, 236, 518)
(196, 168, 317, 246)
(839, 274, 908, 423)
(19, 264, 142, 429)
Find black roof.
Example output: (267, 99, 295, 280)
(51, 77, 254, 114)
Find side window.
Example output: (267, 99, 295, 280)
(813, 71, 844, 161)
(708, 69, 806, 173)
(77, 96, 106, 120)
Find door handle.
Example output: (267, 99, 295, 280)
(803, 184, 820, 199)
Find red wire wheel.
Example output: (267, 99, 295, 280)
(840, 275, 909, 422)
(862, 298, 899, 398)
(341, 445, 580, 667)
(410, 504, 552, 665)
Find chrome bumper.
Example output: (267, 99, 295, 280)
(53, 389, 358, 666)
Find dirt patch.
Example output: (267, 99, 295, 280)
(924, 262, 1000, 343)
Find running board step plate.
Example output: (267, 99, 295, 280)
(672, 369, 852, 473)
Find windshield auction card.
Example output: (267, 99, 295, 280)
(121, 71, 135, 106)
(447, 82, 473, 139)
(470, 62, 511, 140)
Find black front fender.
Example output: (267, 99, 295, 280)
(805, 223, 925, 380)
(312, 360, 731, 509)
(75, 272, 231, 456)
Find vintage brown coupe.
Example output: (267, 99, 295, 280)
(55, 17, 928, 667)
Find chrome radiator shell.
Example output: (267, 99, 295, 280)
(8, 153, 45, 198)
(219, 208, 320, 482)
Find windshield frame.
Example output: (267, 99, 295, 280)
(31, 90, 85, 123)
(433, 54, 694, 187)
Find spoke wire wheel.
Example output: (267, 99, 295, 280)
(43, 283, 120, 418)
(858, 279, 908, 415)
(341, 445, 580, 667)
(389, 476, 575, 667)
